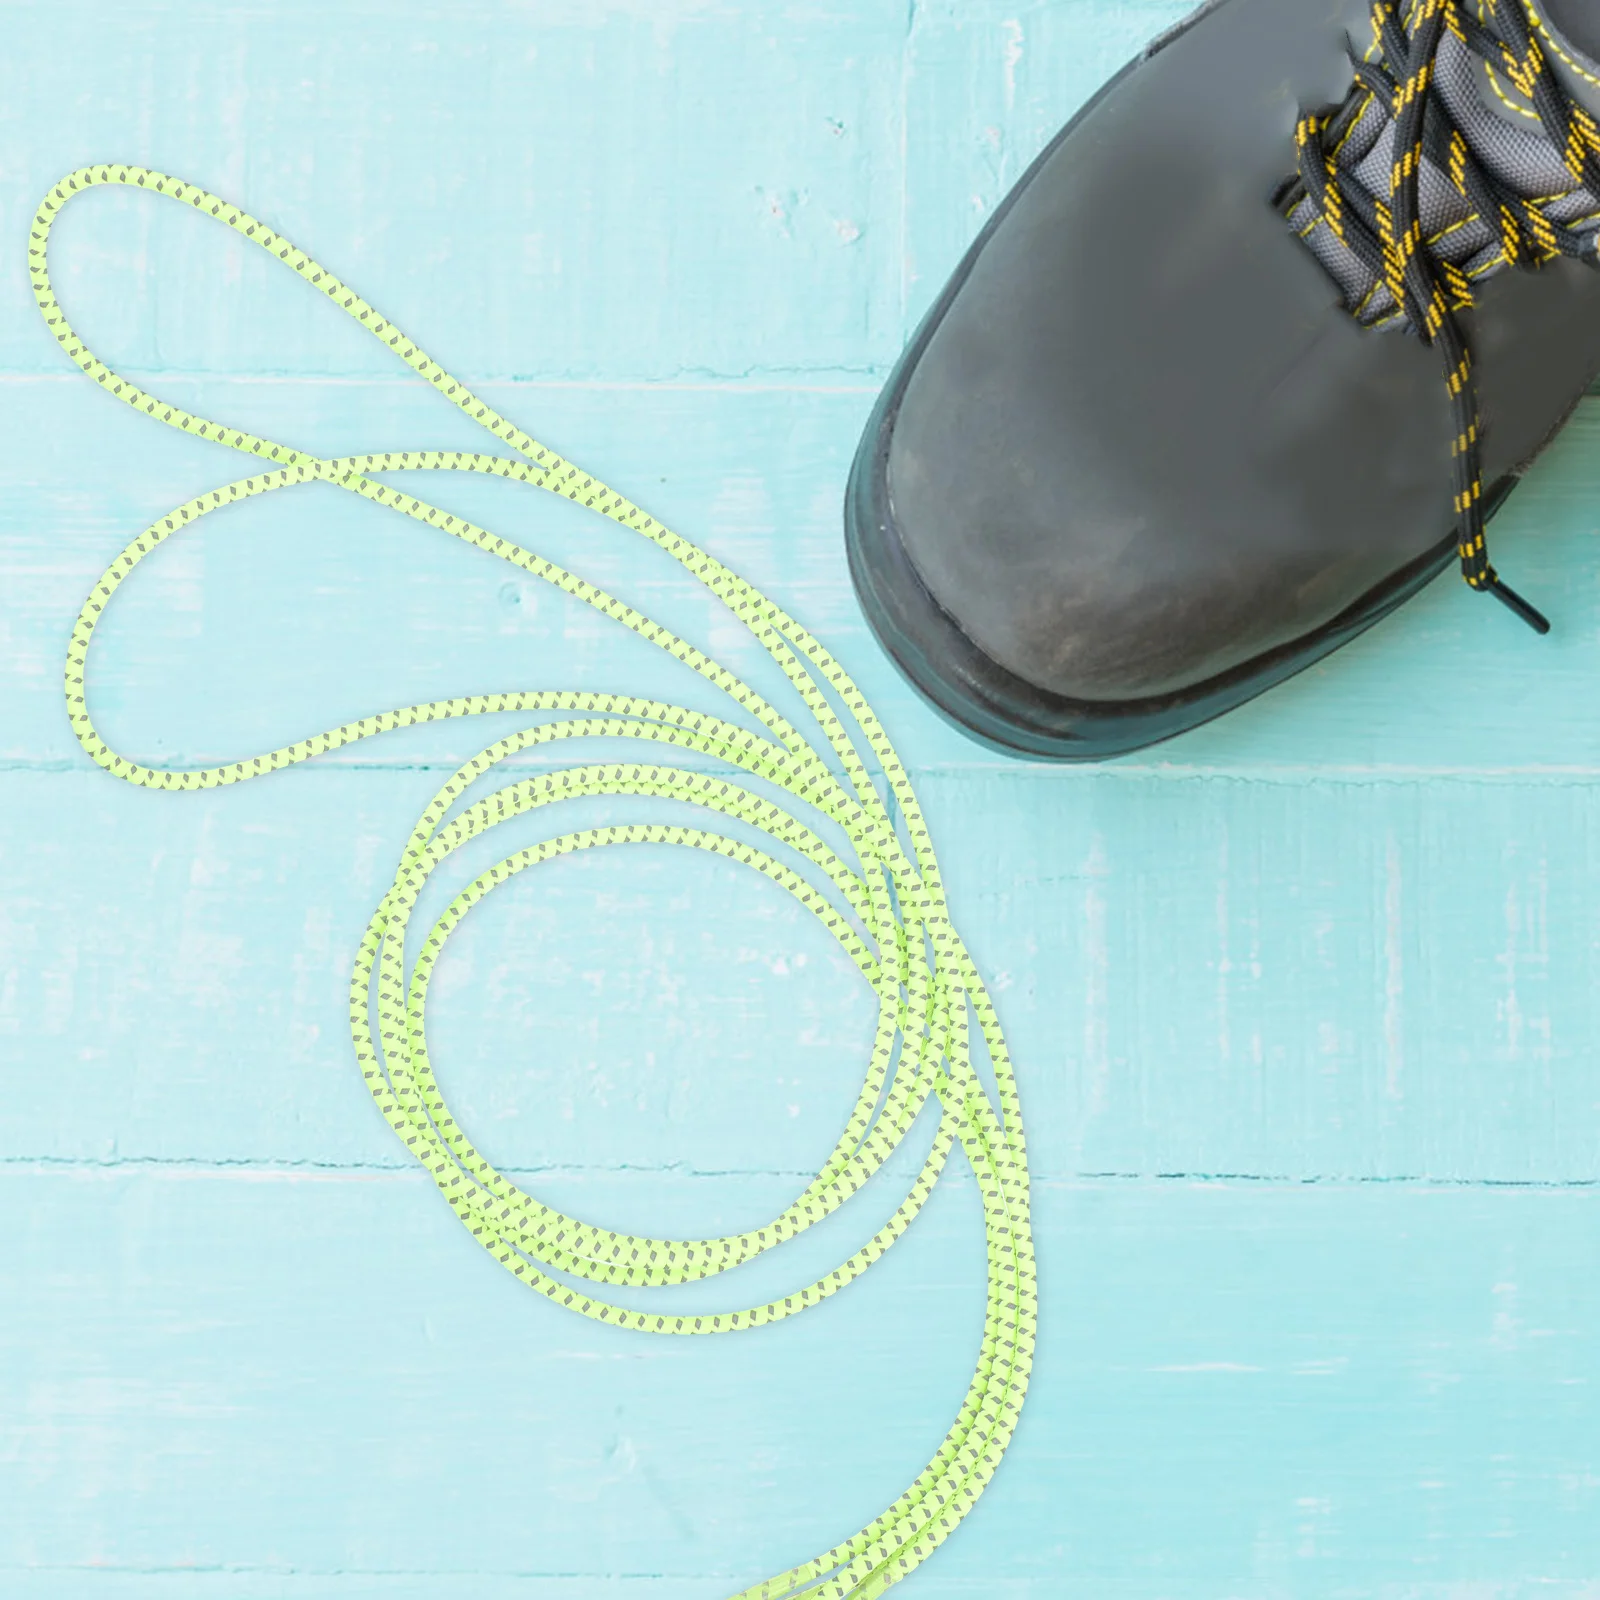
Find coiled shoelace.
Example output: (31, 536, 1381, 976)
(30, 165, 1036, 1600)
(1284, 0, 1600, 632)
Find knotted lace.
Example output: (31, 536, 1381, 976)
(1283, 0, 1600, 632)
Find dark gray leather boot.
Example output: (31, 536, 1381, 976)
(846, 0, 1600, 758)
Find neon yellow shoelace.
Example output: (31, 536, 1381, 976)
(31, 165, 1037, 1599)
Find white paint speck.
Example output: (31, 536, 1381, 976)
(1000, 19, 1024, 111)
(1500, 876, 1524, 1058)
(1384, 832, 1404, 1100)
(1151, 1362, 1262, 1374)
(1215, 825, 1231, 1062)
(1082, 833, 1109, 1117)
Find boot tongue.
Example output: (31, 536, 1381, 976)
(1283, 3, 1600, 329)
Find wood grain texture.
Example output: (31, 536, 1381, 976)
(3, 0, 1599, 1593)
(4, 1171, 1598, 1593)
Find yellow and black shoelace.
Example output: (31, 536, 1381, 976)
(1284, 0, 1600, 633)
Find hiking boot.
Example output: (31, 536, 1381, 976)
(846, 0, 1600, 759)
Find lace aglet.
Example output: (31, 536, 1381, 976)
(1487, 577, 1551, 635)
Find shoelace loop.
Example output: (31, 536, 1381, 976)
(1285, 0, 1600, 633)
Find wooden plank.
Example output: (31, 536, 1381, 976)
(1, 2, 908, 385)
(3, 1167, 1597, 1593)
(0, 761, 887, 1177)
(6, 762, 1600, 1183)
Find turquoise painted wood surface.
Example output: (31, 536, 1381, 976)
(3, 0, 1599, 1593)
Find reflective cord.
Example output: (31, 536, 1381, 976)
(30, 165, 1036, 1600)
